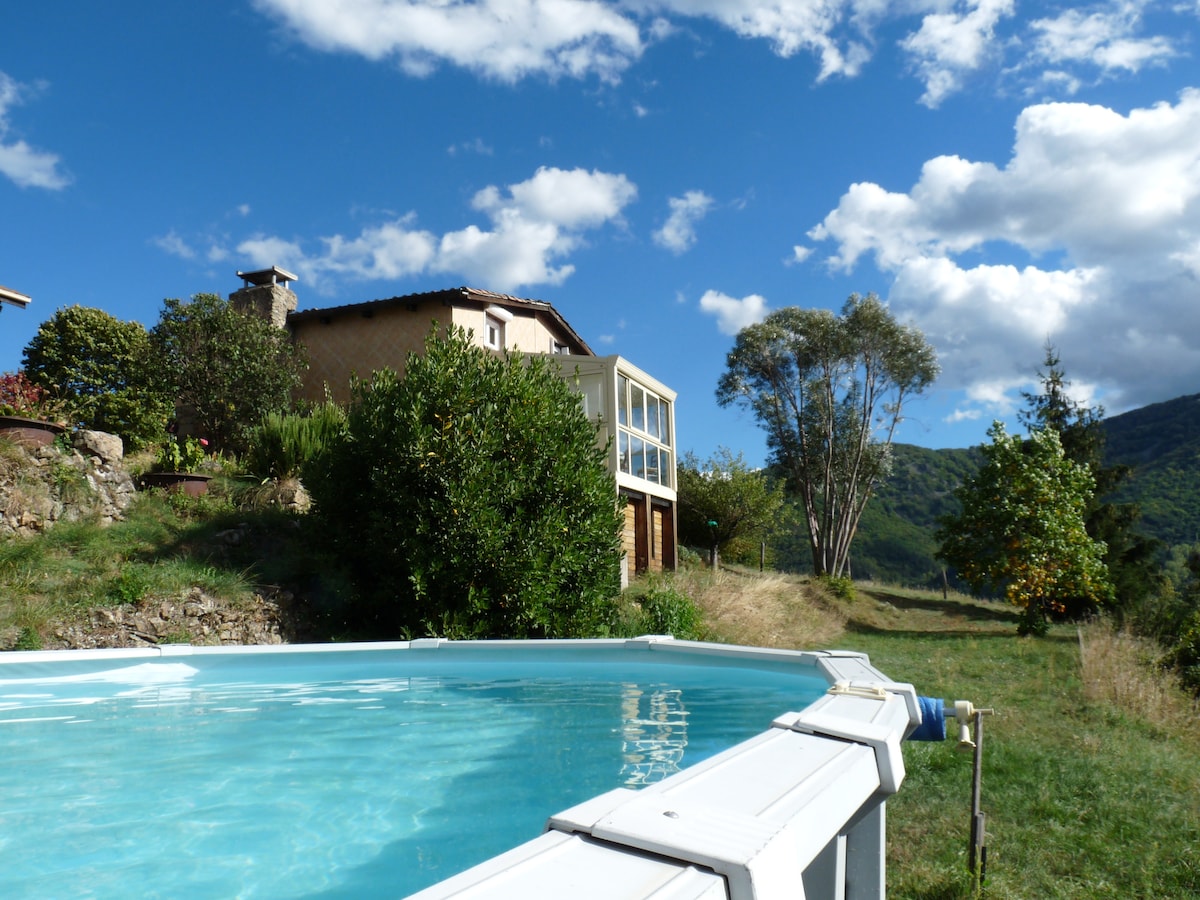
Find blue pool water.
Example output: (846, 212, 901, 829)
(0, 645, 829, 899)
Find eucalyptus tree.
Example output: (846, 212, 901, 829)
(717, 293, 938, 578)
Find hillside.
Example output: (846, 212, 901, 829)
(846, 393, 1200, 585)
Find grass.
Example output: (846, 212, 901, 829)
(689, 570, 1200, 899)
(0, 486, 292, 642)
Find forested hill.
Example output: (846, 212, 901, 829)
(1104, 393, 1200, 546)
(844, 393, 1200, 586)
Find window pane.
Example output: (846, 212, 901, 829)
(618, 376, 629, 427)
(658, 448, 671, 487)
(619, 431, 630, 474)
(631, 386, 645, 432)
(646, 395, 661, 440)
(660, 401, 671, 447)
(644, 446, 660, 484)
(631, 436, 645, 480)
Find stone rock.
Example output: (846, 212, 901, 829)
(75, 430, 124, 465)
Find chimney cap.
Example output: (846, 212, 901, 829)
(236, 266, 298, 288)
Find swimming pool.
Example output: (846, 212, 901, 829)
(0, 639, 846, 899)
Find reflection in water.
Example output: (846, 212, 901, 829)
(619, 683, 689, 786)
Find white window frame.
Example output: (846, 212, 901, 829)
(484, 305, 513, 350)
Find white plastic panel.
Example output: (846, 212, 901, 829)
(404, 831, 728, 900)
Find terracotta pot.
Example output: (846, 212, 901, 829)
(140, 471, 213, 497)
(0, 415, 67, 448)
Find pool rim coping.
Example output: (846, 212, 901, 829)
(0, 636, 897, 691)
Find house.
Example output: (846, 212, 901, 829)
(229, 269, 677, 584)
(0, 285, 31, 310)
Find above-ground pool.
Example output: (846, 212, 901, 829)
(0, 639, 845, 899)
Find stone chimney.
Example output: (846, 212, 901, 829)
(229, 266, 298, 329)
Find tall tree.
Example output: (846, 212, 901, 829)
(149, 294, 306, 454)
(22, 305, 171, 450)
(937, 422, 1114, 635)
(716, 293, 938, 577)
(676, 447, 787, 568)
(1019, 344, 1161, 617)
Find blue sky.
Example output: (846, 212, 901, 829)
(3, 1, 1199, 464)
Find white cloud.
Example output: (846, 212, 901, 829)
(478, 165, 637, 229)
(0, 72, 70, 190)
(1030, 4, 1176, 74)
(448, 137, 494, 156)
(809, 89, 1200, 419)
(253, 0, 645, 83)
(153, 230, 197, 260)
(221, 167, 636, 294)
(653, 190, 714, 254)
(252, 0, 1194, 105)
(637, 0, 873, 79)
(699, 289, 769, 335)
(900, 0, 1015, 108)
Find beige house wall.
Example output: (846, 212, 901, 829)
(291, 305, 454, 404)
(292, 299, 582, 405)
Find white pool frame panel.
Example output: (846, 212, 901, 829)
(0, 637, 922, 899)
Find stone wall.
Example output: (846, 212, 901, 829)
(0, 430, 135, 538)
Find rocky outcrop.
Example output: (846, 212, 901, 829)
(34, 586, 302, 651)
(0, 429, 135, 537)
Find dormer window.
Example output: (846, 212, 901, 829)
(484, 305, 514, 350)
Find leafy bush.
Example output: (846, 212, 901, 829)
(154, 435, 209, 473)
(307, 326, 622, 638)
(638, 582, 702, 639)
(21, 306, 170, 448)
(0, 371, 66, 423)
(819, 574, 856, 602)
(149, 294, 306, 454)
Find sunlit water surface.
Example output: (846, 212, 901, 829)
(0, 648, 828, 899)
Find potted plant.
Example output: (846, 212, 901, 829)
(141, 433, 213, 496)
(0, 371, 68, 447)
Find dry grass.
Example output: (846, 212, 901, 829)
(682, 566, 847, 650)
(1078, 622, 1200, 742)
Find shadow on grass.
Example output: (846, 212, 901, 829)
(844, 620, 1078, 643)
(866, 592, 1020, 623)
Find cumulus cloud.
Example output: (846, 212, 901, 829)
(808, 89, 1200, 420)
(227, 167, 636, 294)
(699, 289, 769, 335)
(900, 0, 1015, 108)
(653, 190, 714, 254)
(253, 0, 645, 82)
(0, 72, 70, 190)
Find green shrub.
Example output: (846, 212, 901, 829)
(638, 582, 702, 640)
(819, 574, 856, 601)
(246, 403, 346, 481)
(307, 327, 622, 639)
